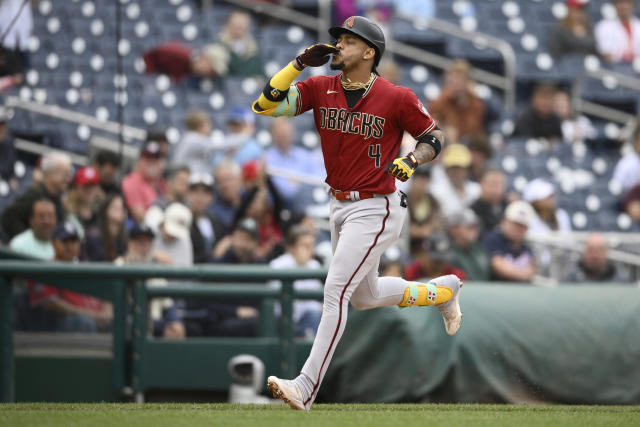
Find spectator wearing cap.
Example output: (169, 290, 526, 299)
(1, 152, 71, 240)
(513, 84, 563, 142)
(268, 225, 323, 339)
(407, 165, 442, 247)
(146, 127, 171, 159)
(428, 60, 487, 141)
(445, 209, 490, 281)
(265, 117, 324, 209)
(562, 233, 631, 283)
(121, 141, 166, 223)
(144, 165, 190, 234)
(187, 173, 227, 263)
(623, 183, 640, 222)
(595, 0, 640, 63)
(523, 178, 572, 235)
(172, 110, 215, 174)
(482, 201, 537, 282)
(471, 167, 509, 236)
(83, 194, 127, 262)
(93, 151, 121, 197)
(430, 144, 481, 217)
(212, 107, 263, 167)
(0, 107, 18, 191)
(214, 217, 263, 263)
(64, 166, 102, 238)
(612, 122, 640, 194)
(210, 161, 245, 229)
(9, 196, 56, 259)
(26, 222, 113, 332)
(405, 232, 467, 282)
(152, 202, 194, 267)
(548, 0, 597, 58)
(119, 223, 156, 264)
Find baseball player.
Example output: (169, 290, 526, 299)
(252, 16, 462, 410)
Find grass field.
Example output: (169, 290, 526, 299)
(1, 403, 639, 427)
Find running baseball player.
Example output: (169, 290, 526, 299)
(252, 16, 462, 411)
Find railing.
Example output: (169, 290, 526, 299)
(0, 259, 327, 403)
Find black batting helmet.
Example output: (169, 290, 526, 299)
(329, 16, 385, 70)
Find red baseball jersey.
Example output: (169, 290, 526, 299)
(295, 74, 436, 194)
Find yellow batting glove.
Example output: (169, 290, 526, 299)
(387, 152, 419, 182)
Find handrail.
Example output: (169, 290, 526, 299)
(572, 68, 640, 124)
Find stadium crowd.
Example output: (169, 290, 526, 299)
(0, 0, 639, 338)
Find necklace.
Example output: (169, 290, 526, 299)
(341, 72, 375, 90)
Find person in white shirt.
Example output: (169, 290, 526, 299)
(523, 178, 572, 235)
(613, 123, 640, 193)
(268, 225, 323, 339)
(595, 0, 640, 63)
(430, 143, 481, 217)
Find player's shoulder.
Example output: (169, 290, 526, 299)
(374, 76, 416, 98)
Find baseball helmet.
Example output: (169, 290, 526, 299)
(329, 16, 385, 69)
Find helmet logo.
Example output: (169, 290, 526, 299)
(345, 16, 355, 28)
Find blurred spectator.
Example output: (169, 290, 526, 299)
(471, 167, 508, 236)
(430, 143, 480, 217)
(27, 222, 112, 332)
(334, 0, 359, 24)
(377, 59, 400, 84)
(171, 111, 214, 174)
(445, 209, 490, 281)
(0, 0, 30, 91)
(145, 165, 190, 233)
(553, 90, 596, 144)
(265, 117, 323, 207)
(513, 84, 563, 142)
(211, 161, 244, 229)
(623, 184, 640, 221)
(548, 0, 597, 58)
(1, 152, 71, 239)
(84, 194, 127, 262)
(187, 173, 226, 264)
(117, 223, 156, 264)
(523, 178, 572, 234)
(64, 166, 102, 238)
(212, 10, 264, 79)
(214, 217, 263, 263)
(212, 107, 263, 167)
(93, 151, 121, 196)
(146, 127, 170, 159)
(595, 0, 640, 63)
(242, 187, 284, 260)
(406, 166, 442, 245)
(563, 233, 630, 282)
(269, 225, 323, 339)
(379, 247, 405, 277)
(9, 196, 56, 259)
(121, 141, 166, 222)
(467, 136, 492, 182)
(142, 41, 228, 82)
(482, 201, 537, 282)
(152, 203, 193, 267)
(0, 107, 18, 190)
(428, 60, 486, 141)
(612, 123, 640, 193)
(405, 232, 467, 281)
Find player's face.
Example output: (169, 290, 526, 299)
(331, 34, 375, 71)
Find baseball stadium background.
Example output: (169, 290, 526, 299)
(0, 0, 640, 413)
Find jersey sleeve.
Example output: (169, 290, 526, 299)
(294, 77, 317, 115)
(397, 89, 437, 140)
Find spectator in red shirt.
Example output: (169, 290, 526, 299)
(27, 222, 112, 332)
(142, 41, 228, 83)
(405, 232, 467, 282)
(121, 141, 166, 222)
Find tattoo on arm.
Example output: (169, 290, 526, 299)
(413, 143, 436, 165)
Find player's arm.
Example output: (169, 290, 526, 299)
(387, 128, 443, 182)
(251, 44, 338, 117)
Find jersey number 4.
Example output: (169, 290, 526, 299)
(368, 144, 381, 168)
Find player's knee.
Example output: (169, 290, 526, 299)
(349, 295, 372, 311)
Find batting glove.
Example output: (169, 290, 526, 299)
(296, 44, 339, 68)
(387, 152, 419, 182)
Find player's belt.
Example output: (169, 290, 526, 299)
(330, 188, 375, 201)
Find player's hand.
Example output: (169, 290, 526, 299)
(296, 44, 339, 68)
(387, 152, 419, 182)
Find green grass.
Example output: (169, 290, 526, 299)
(1, 403, 639, 427)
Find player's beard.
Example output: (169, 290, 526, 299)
(330, 61, 345, 70)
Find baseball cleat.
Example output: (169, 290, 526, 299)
(267, 376, 308, 411)
(431, 275, 463, 336)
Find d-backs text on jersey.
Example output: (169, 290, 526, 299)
(319, 107, 385, 140)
